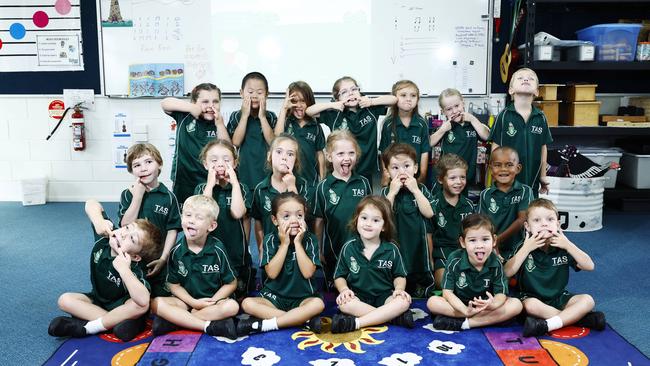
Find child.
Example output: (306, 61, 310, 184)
(478, 146, 533, 260)
(427, 214, 522, 331)
(238, 192, 324, 336)
(150, 195, 239, 339)
(306, 76, 397, 185)
(274, 81, 326, 188)
(381, 143, 436, 298)
(429, 88, 490, 188)
(313, 130, 372, 285)
(251, 134, 309, 257)
(379, 80, 431, 185)
(489, 68, 553, 197)
(227, 71, 277, 195)
(161, 83, 229, 204)
(195, 139, 253, 300)
(119, 143, 182, 298)
(431, 153, 475, 288)
(504, 199, 605, 337)
(48, 200, 161, 341)
(331, 196, 414, 333)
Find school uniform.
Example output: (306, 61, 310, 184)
(118, 182, 182, 297)
(381, 184, 436, 297)
(431, 190, 475, 269)
(166, 236, 237, 300)
(379, 114, 431, 177)
(441, 121, 481, 184)
(169, 111, 219, 205)
(319, 105, 388, 184)
(513, 243, 579, 309)
(194, 181, 253, 297)
(313, 173, 372, 281)
(442, 249, 508, 304)
(478, 181, 533, 260)
(282, 115, 326, 187)
(489, 104, 553, 196)
(334, 237, 407, 307)
(251, 174, 310, 237)
(227, 110, 277, 194)
(258, 232, 321, 311)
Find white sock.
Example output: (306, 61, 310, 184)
(203, 321, 211, 333)
(461, 318, 471, 330)
(261, 318, 278, 332)
(354, 318, 361, 330)
(84, 318, 107, 334)
(546, 316, 563, 331)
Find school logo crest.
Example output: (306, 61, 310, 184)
(186, 120, 197, 133)
(447, 131, 456, 143)
(328, 189, 340, 205)
(525, 254, 536, 272)
(456, 272, 468, 289)
(506, 122, 517, 137)
(340, 118, 349, 130)
(437, 212, 447, 228)
(350, 256, 360, 274)
(489, 198, 499, 213)
(93, 248, 103, 264)
(287, 123, 294, 136)
(178, 260, 188, 277)
(264, 195, 272, 212)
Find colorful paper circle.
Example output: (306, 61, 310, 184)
(0, 38, 3, 50)
(33, 11, 49, 28)
(9, 23, 26, 40)
(55, 0, 72, 15)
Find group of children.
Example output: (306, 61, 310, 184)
(48, 68, 605, 343)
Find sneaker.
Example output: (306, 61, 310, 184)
(330, 314, 356, 334)
(305, 316, 322, 333)
(206, 318, 237, 339)
(48, 316, 87, 338)
(523, 316, 548, 337)
(391, 310, 415, 329)
(575, 311, 606, 331)
(236, 316, 262, 337)
(113, 317, 146, 342)
(152, 316, 179, 337)
(432, 315, 463, 331)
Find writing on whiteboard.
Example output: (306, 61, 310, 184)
(455, 26, 485, 48)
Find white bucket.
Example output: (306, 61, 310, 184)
(540, 176, 606, 232)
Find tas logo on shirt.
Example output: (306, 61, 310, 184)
(93, 248, 103, 264)
(489, 198, 499, 214)
(106, 270, 122, 287)
(525, 254, 536, 272)
(178, 260, 188, 277)
(264, 195, 272, 212)
(377, 260, 393, 269)
(412, 135, 422, 144)
(202, 264, 220, 273)
(447, 132, 456, 143)
(506, 122, 517, 137)
(154, 205, 169, 215)
(437, 212, 447, 228)
(186, 120, 196, 133)
(350, 256, 360, 274)
(531, 126, 543, 134)
(328, 189, 340, 205)
(456, 272, 468, 289)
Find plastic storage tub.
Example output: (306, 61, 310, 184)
(579, 147, 622, 188)
(576, 24, 643, 61)
(619, 152, 650, 188)
(540, 177, 606, 232)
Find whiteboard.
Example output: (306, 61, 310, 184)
(100, 0, 490, 96)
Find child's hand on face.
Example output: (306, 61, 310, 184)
(404, 176, 419, 193)
(294, 220, 307, 245)
(213, 107, 225, 126)
(258, 95, 267, 118)
(278, 221, 291, 246)
(523, 230, 546, 253)
(332, 100, 346, 111)
(112, 246, 132, 273)
(549, 229, 570, 249)
(97, 220, 114, 237)
(336, 288, 356, 306)
(131, 178, 148, 196)
(241, 96, 252, 118)
(190, 103, 203, 119)
(283, 91, 299, 111)
(389, 174, 404, 194)
(440, 121, 453, 133)
(206, 166, 218, 188)
(358, 96, 372, 108)
(225, 162, 238, 184)
(281, 172, 297, 191)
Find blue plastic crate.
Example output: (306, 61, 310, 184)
(576, 23, 643, 61)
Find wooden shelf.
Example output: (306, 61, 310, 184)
(550, 126, 650, 136)
(532, 62, 650, 71)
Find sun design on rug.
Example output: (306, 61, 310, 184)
(291, 317, 387, 354)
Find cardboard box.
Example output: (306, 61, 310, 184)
(561, 101, 601, 126)
(538, 84, 563, 101)
(564, 84, 598, 102)
(533, 100, 560, 126)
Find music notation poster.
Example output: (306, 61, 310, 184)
(0, 0, 84, 72)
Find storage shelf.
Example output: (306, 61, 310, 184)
(532, 62, 650, 71)
(550, 126, 650, 136)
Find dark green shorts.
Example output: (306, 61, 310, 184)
(235, 265, 255, 299)
(520, 290, 573, 310)
(260, 290, 319, 312)
(148, 267, 171, 298)
(432, 246, 457, 269)
(84, 292, 129, 312)
(406, 271, 436, 298)
(356, 291, 392, 308)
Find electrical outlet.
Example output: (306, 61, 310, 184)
(63, 89, 95, 111)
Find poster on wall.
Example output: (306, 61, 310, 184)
(112, 111, 131, 169)
(0, 0, 84, 72)
(100, 0, 133, 27)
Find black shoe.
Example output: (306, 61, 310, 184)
(391, 310, 415, 329)
(236, 316, 262, 337)
(330, 314, 356, 334)
(575, 311, 606, 331)
(432, 315, 463, 331)
(113, 316, 146, 342)
(523, 316, 548, 337)
(205, 318, 237, 340)
(305, 316, 322, 333)
(152, 316, 179, 337)
(48, 316, 87, 338)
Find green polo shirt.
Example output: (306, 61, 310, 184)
(313, 174, 372, 261)
(259, 231, 320, 299)
(283, 115, 326, 187)
(169, 111, 219, 205)
(194, 181, 252, 269)
(251, 175, 310, 236)
(89, 233, 150, 309)
(319, 105, 388, 182)
(381, 184, 435, 275)
(227, 110, 277, 193)
(514, 243, 579, 302)
(334, 237, 407, 298)
(489, 104, 553, 194)
(442, 249, 507, 304)
(431, 190, 475, 248)
(478, 181, 532, 259)
(166, 236, 237, 299)
(441, 121, 483, 184)
(379, 114, 431, 176)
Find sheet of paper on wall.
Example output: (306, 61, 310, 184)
(128, 63, 184, 97)
(0, 0, 84, 72)
(113, 111, 132, 169)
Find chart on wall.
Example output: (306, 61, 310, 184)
(0, 0, 84, 72)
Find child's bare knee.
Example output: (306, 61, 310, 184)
(220, 299, 239, 316)
(393, 297, 410, 312)
(522, 299, 540, 313)
(508, 298, 523, 313)
(578, 294, 595, 309)
(241, 297, 254, 313)
(57, 293, 74, 311)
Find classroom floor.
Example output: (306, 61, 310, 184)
(1, 202, 648, 364)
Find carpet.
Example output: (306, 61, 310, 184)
(44, 301, 649, 366)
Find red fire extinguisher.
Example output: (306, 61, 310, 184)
(71, 106, 85, 151)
